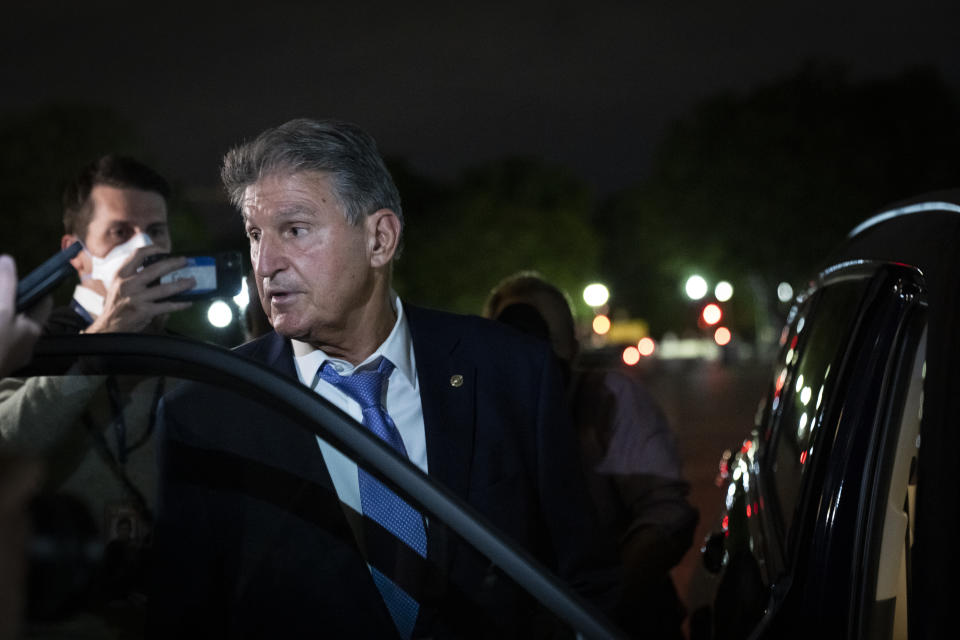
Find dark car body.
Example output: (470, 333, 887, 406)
(689, 191, 960, 640)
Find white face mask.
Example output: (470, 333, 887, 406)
(84, 233, 152, 290)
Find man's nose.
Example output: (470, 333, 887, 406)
(253, 235, 285, 278)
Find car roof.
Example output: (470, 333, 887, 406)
(822, 189, 960, 279)
(846, 190, 960, 239)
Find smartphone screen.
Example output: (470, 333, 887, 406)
(144, 251, 243, 301)
(158, 256, 218, 296)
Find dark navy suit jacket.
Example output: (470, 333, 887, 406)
(148, 303, 618, 638)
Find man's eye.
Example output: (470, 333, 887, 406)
(246, 229, 261, 241)
(289, 227, 307, 237)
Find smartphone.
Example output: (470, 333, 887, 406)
(143, 251, 244, 302)
(15, 241, 83, 313)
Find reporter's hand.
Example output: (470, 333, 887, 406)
(0, 255, 52, 376)
(85, 245, 195, 334)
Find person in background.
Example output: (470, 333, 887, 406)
(0, 156, 195, 636)
(0, 254, 47, 640)
(484, 271, 698, 639)
(49, 154, 193, 335)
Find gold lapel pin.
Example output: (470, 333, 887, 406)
(449, 374, 464, 388)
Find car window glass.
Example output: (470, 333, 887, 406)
(767, 279, 869, 539)
(0, 371, 578, 638)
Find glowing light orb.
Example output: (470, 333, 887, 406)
(592, 314, 611, 335)
(582, 283, 610, 307)
(685, 275, 708, 300)
(714, 326, 732, 346)
(777, 282, 794, 303)
(637, 337, 656, 357)
(715, 281, 734, 302)
(207, 301, 234, 328)
(701, 303, 722, 326)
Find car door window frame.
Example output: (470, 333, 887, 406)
(751, 261, 927, 631)
(20, 332, 621, 639)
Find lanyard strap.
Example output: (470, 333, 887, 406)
(104, 375, 165, 464)
(86, 375, 165, 524)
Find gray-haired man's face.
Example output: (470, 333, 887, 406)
(241, 171, 377, 345)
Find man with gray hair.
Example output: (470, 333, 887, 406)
(150, 119, 619, 638)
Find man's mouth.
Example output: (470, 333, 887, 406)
(265, 289, 297, 304)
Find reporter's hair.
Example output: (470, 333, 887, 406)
(62, 155, 171, 238)
(221, 118, 403, 234)
(483, 271, 579, 362)
(484, 271, 574, 321)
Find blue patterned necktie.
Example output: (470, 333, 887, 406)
(318, 357, 427, 639)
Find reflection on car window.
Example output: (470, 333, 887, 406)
(3, 371, 576, 639)
(768, 280, 868, 540)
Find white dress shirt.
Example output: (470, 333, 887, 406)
(292, 295, 427, 514)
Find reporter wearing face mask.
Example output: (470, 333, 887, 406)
(52, 155, 195, 335)
(0, 155, 195, 635)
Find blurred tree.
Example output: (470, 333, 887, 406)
(395, 156, 601, 320)
(598, 62, 960, 343)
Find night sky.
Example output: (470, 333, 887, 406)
(3, 1, 958, 198)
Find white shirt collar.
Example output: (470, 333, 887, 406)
(72, 285, 104, 317)
(292, 293, 417, 385)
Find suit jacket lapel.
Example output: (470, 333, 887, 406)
(404, 304, 475, 503)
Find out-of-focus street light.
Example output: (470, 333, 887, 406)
(685, 275, 708, 301)
(637, 337, 656, 357)
(777, 282, 794, 303)
(701, 303, 722, 326)
(592, 314, 611, 335)
(714, 326, 732, 346)
(622, 346, 640, 366)
(234, 278, 250, 313)
(207, 300, 234, 328)
(715, 281, 734, 302)
(583, 283, 610, 308)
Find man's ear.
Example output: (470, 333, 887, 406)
(366, 209, 401, 268)
(62, 234, 86, 274)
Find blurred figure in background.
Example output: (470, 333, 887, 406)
(0, 156, 195, 636)
(484, 271, 698, 639)
(49, 154, 193, 335)
(0, 254, 47, 640)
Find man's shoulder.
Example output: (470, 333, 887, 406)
(404, 302, 551, 357)
(232, 330, 285, 362)
(404, 303, 485, 334)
